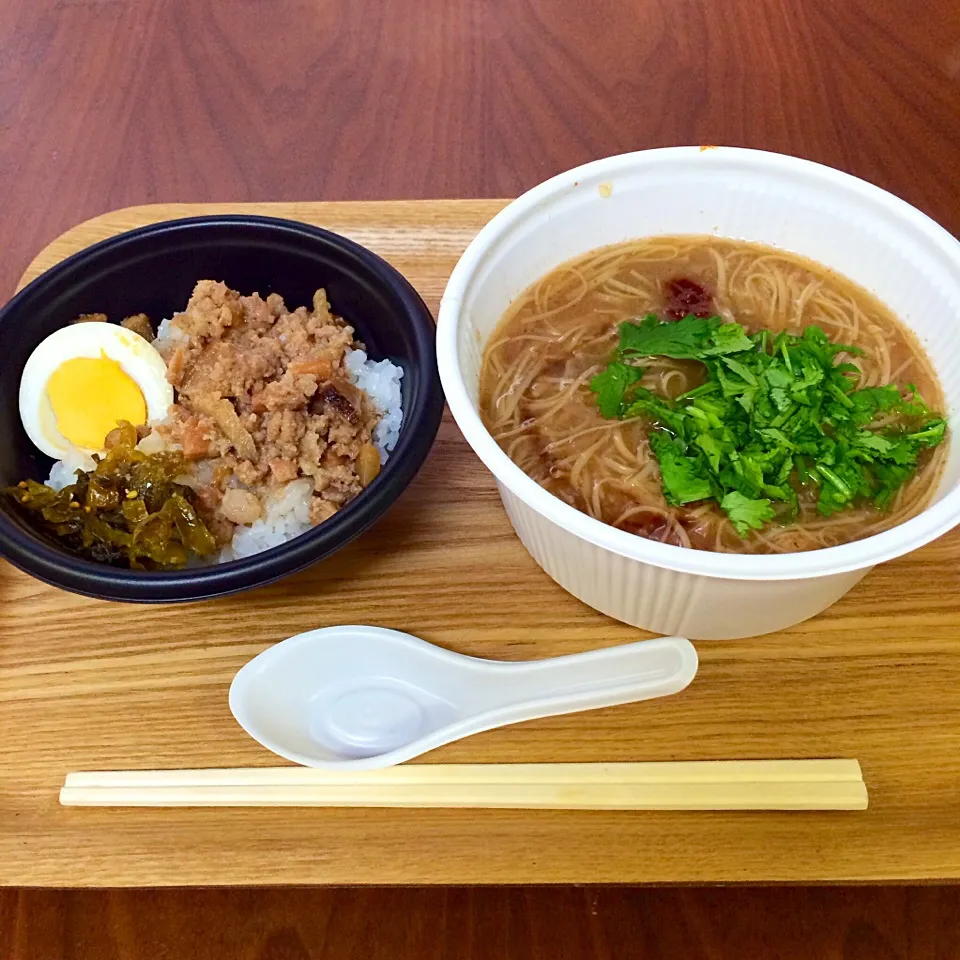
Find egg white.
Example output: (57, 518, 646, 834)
(19, 322, 174, 460)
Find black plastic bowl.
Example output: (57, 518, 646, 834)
(0, 215, 444, 602)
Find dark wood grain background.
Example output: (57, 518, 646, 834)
(2, 0, 960, 956)
(1, 885, 959, 960)
(2, 0, 959, 302)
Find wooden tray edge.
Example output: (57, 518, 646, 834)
(18, 198, 512, 292)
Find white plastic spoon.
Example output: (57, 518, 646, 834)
(229, 626, 698, 770)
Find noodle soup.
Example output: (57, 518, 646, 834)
(479, 236, 947, 554)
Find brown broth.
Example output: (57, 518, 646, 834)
(479, 236, 946, 553)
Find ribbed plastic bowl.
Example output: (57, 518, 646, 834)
(437, 147, 960, 639)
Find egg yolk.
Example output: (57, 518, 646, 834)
(46, 355, 146, 450)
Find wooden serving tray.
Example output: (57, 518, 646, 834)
(2, 201, 960, 887)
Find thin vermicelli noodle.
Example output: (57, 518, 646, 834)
(479, 236, 947, 554)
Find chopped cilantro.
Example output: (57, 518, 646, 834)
(591, 312, 947, 538)
(649, 433, 713, 504)
(720, 491, 775, 535)
(589, 361, 644, 418)
(617, 314, 753, 360)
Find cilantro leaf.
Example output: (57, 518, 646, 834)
(851, 431, 893, 456)
(769, 386, 791, 412)
(720, 491, 775, 535)
(765, 365, 792, 389)
(618, 314, 714, 359)
(649, 433, 713, 504)
(617, 314, 753, 360)
(694, 432, 723, 472)
(851, 386, 901, 421)
(623, 388, 688, 436)
(700, 323, 755, 356)
(720, 356, 758, 384)
(589, 361, 643, 419)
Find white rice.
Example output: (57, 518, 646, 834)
(344, 348, 404, 462)
(218, 478, 313, 563)
(44, 345, 405, 564)
(153, 315, 187, 351)
(47, 452, 96, 491)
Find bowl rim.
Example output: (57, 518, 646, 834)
(437, 146, 960, 582)
(0, 214, 445, 601)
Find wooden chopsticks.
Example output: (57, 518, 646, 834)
(60, 760, 867, 811)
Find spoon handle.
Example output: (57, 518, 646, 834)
(478, 636, 697, 717)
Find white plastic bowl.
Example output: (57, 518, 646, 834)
(437, 147, 960, 640)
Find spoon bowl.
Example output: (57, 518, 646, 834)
(229, 626, 698, 769)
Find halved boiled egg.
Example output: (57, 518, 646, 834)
(19, 322, 174, 460)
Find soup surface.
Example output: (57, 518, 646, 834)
(479, 236, 947, 553)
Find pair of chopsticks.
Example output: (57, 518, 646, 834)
(60, 759, 867, 810)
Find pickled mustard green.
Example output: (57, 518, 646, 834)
(6, 422, 216, 569)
